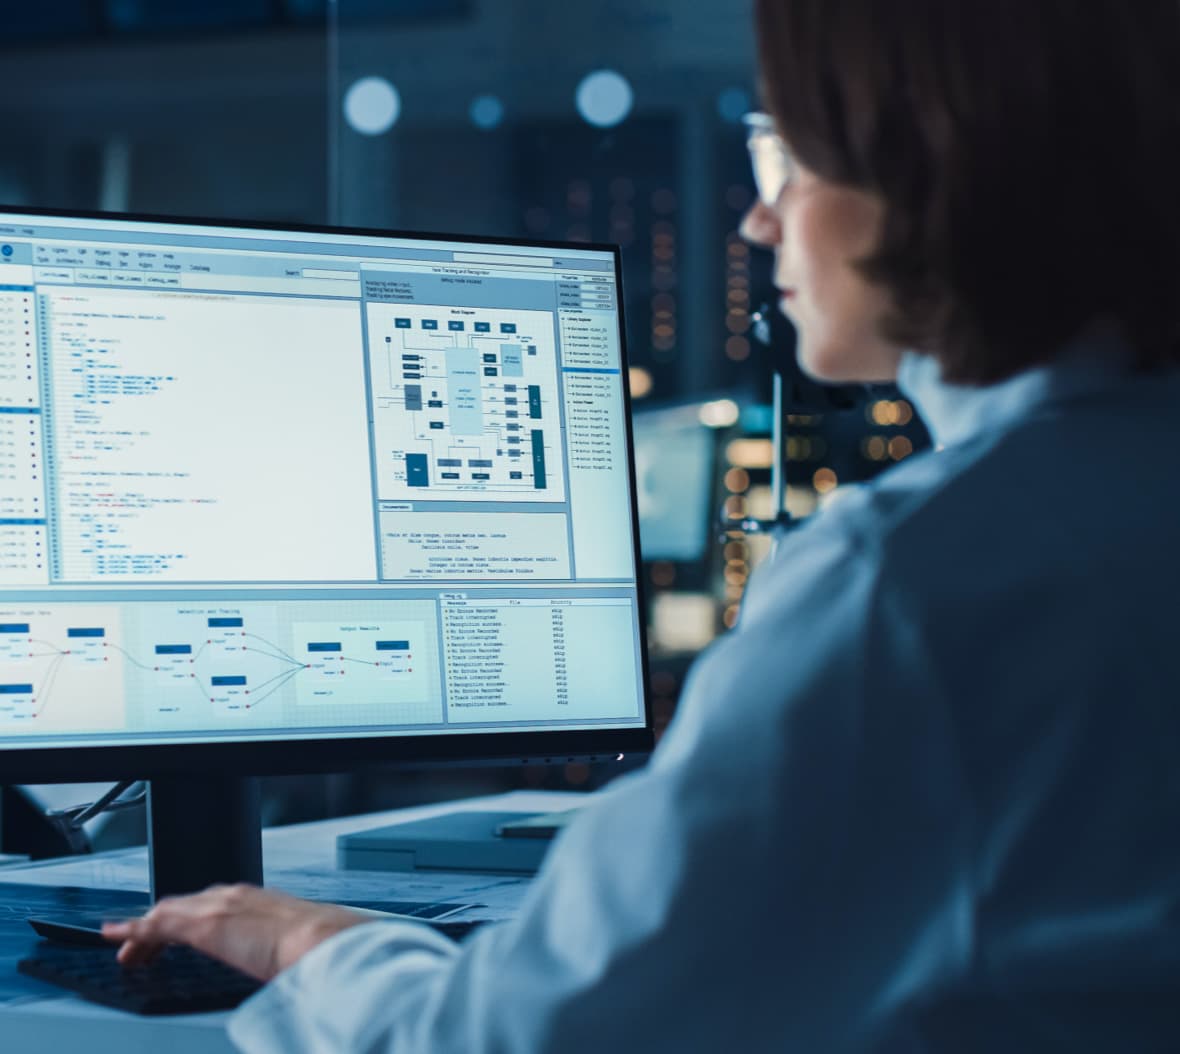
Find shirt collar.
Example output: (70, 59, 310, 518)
(895, 320, 1133, 448)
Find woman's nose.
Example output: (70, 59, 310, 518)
(739, 199, 782, 249)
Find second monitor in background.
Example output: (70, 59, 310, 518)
(632, 400, 720, 565)
(632, 400, 724, 656)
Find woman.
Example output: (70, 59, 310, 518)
(109, 1, 1180, 1049)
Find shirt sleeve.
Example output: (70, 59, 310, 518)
(230, 518, 974, 1054)
(228, 920, 461, 1052)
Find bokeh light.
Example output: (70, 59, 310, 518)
(813, 467, 838, 493)
(628, 366, 653, 399)
(698, 398, 740, 428)
(576, 70, 634, 128)
(469, 94, 504, 130)
(343, 76, 401, 136)
(716, 86, 752, 123)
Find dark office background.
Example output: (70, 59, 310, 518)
(0, 0, 928, 843)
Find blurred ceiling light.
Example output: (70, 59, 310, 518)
(870, 400, 898, 426)
(784, 485, 818, 520)
(344, 76, 401, 136)
(863, 435, 887, 461)
(725, 438, 774, 469)
(813, 467, 839, 493)
(469, 94, 504, 130)
(745, 484, 774, 521)
(628, 366, 653, 399)
(698, 398, 740, 429)
(576, 69, 634, 128)
(651, 592, 717, 654)
(724, 467, 750, 493)
(889, 436, 914, 460)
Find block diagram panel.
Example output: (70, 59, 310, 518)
(290, 618, 432, 713)
(127, 604, 442, 728)
(0, 605, 127, 732)
(0, 600, 444, 737)
(366, 304, 566, 503)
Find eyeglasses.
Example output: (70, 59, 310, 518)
(742, 112, 795, 207)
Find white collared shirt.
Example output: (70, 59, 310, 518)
(232, 333, 1180, 1053)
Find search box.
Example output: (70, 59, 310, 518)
(452, 252, 555, 267)
(181, 274, 361, 297)
(303, 268, 359, 280)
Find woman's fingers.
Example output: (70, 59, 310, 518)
(101, 884, 370, 981)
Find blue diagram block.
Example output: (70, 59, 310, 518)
(406, 452, 430, 487)
(531, 430, 547, 489)
(501, 344, 524, 377)
(445, 348, 483, 435)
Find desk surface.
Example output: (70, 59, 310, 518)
(0, 789, 579, 1054)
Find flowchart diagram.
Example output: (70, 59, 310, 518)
(0, 606, 126, 731)
(0, 605, 440, 732)
(367, 304, 566, 504)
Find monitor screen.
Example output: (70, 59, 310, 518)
(0, 210, 648, 762)
(632, 403, 716, 563)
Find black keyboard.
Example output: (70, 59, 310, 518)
(18, 917, 487, 1015)
(18, 943, 262, 1015)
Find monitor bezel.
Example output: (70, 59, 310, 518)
(0, 204, 654, 783)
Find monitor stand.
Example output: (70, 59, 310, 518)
(147, 775, 263, 901)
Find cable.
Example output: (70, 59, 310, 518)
(42, 781, 148, 854)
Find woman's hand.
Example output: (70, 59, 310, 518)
(103, 884, 371, 982)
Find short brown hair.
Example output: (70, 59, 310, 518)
(756, 0, 1180, 384)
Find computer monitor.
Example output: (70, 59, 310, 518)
(0, 206, 652, 897)
(631, 401, 718, 563)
